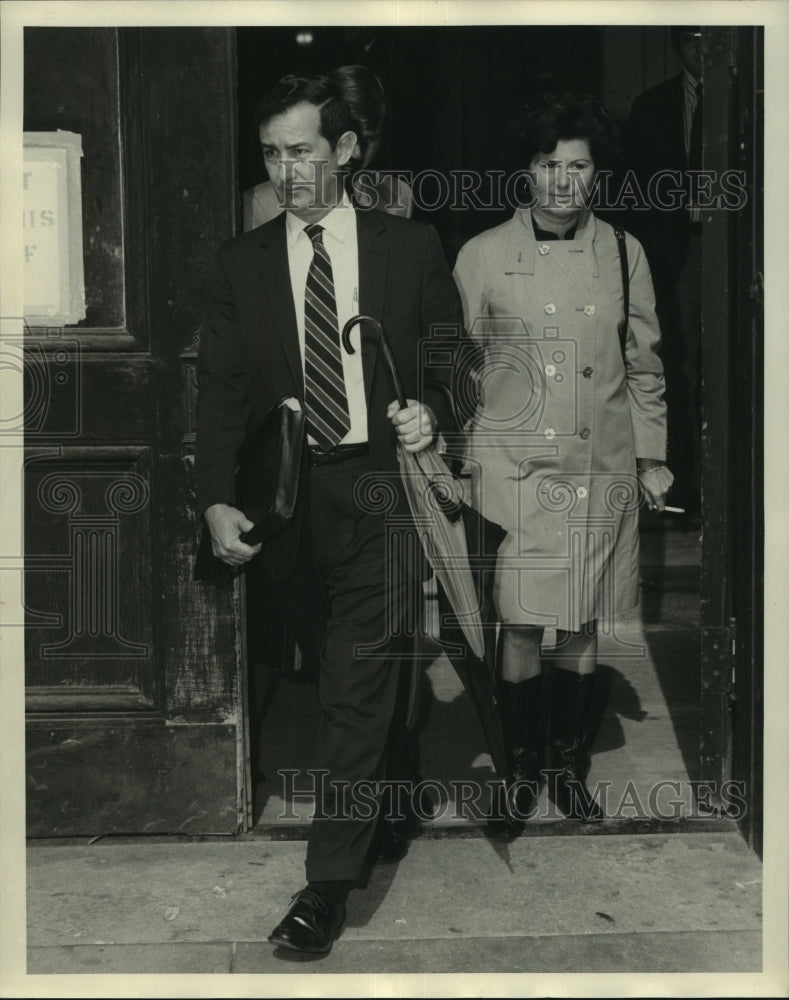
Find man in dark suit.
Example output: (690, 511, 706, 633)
(195, 74, 462, 956)
(625, 27, 703, 517)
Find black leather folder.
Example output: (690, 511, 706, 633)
(193, 398, 306, 586)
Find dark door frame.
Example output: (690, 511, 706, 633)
(698, 25, 764, 856)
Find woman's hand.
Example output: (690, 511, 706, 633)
(387, 399, 437, 453)
(637, 461, 674, 512)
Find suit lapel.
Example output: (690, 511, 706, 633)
(257, 214, 305, 398)
(670, 75, 689, 168)
(355, 210, 388, 407)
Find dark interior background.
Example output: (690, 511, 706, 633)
(237, 25, 673, 262)
(21, 25, 681, 327)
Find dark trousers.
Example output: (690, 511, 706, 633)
(289, 454, 416, 882)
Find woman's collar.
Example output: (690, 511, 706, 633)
(515, 205, 595, 240)
(506, 207, 598, 275)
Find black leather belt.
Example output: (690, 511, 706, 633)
(309, 442, 370, 466)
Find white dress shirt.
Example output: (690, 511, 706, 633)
(285, 193, 367, 445)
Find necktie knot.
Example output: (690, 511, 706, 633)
(305, 223, 324, 247)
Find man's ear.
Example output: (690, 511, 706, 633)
(336, 130, 358, 168)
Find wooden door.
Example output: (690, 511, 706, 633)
(698, 26, 764, 854)
(23, 27, 250, 836)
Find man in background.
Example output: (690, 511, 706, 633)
(626, 26, 703, 519)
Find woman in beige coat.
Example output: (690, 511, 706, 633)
(453, 93, 672, 829)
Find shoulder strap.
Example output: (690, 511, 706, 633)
(613, 226, 629, 362)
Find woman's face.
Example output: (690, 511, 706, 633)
(528, 138, 595, 222)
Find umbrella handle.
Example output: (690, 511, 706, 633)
(341, 314, 408, 410)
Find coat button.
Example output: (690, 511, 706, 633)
(544, 303, 556, 315)
(582, 366, 594, 378)
(576, 486, 588, 499)
(544, 427, 556, 439)
(545, 364, 556, 376)
(538, 244, 551, 256)
(580, 427, 591, 440)
(583, 304, 595, 316)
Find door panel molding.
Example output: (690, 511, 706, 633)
(25, 685, 155, 713)
(25, 445, 155, 698)
(25, 720, 239, 837)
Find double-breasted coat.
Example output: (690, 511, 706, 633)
(453, 208, 667, 632)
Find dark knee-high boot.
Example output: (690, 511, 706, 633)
(502, 675, 545, 817)
(547, 668, 603, 821)
(488, 675, 545, 838)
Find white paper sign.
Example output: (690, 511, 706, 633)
(23, 132, 86, 327)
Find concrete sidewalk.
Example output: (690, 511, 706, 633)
(25, 828, 762, 977)
(16, 522, 777, 994)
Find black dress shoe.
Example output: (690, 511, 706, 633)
(268, 885, 346, 955)
(371, 817, 410, 863)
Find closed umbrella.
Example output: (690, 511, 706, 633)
(342, 314, 508, 782)
(436, 502, 509, 781)
(342, 314, 484, 658)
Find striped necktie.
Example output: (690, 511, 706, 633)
(303, 223, 351, 450)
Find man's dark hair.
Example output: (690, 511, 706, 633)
(255, 74, 354, 150)
(510, 91, 621, 173)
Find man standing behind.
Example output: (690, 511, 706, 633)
(625, 27, 703, 518)
(195, 75, 462, 956)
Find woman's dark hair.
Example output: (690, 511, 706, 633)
(254, 74, 354, 149)
(511, 91, 621, 172)
(331, 65, 386, 167)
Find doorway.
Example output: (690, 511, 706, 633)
(234, 24, 763, 851)
(20, 23, 762, 850)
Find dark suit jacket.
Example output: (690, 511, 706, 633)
(625, 74, 693, 296)
(195, 207, 465, 579)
